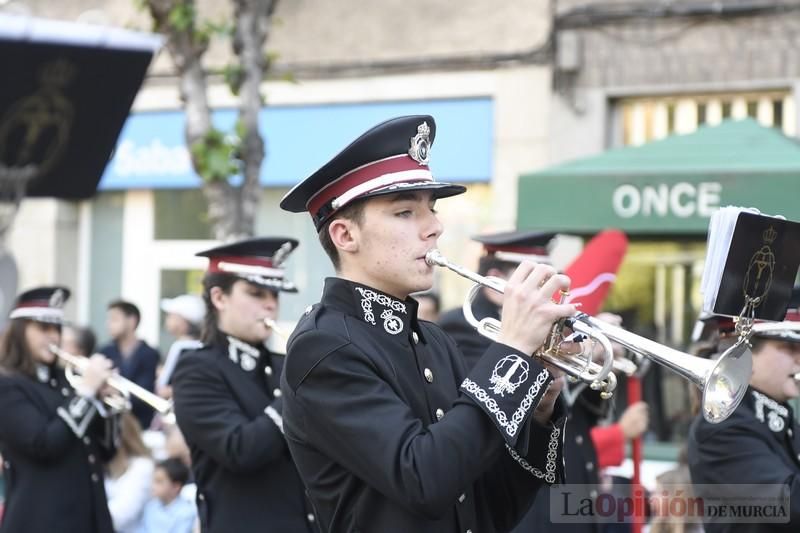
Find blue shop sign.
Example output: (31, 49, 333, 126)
(100, 98, 493, 189)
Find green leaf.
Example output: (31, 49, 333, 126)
(190, 128, 240, 183)
(168, 2, 196, 32)
(223, 63, 245, 96)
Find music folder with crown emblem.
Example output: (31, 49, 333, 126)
(701, 206, 800, 320)
(0, 14, 161, 199)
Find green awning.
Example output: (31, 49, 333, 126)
(517, 119, 800, 234)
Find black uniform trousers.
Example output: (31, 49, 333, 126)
(0, 368, 116, 533)
(688, 386, 800, 532)
(282, 278, 567, 533)
(172, 334, 317, 533)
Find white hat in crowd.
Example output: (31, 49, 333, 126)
(160, 294, 205, 325)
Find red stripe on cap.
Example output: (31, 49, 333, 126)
(14, 299, 53, 309)
(307, 155, 428, 216)
(208, 255, 274, 273)
(484, 245, 549, 255)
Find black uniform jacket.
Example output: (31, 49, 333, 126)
(688, 386, 800, 532)
(439, 291, 606, 532)
(439, 289, 497, 370)
(0, 366, 117, 533)
(281, 277, 567, 533)
(171, 333, 317, 533)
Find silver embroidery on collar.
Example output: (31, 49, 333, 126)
(359, 294, 376, 325)
(354, 287, 407, 314)
(490, 355, 530, 396)
(354, 287, 407, 329)
(381, 309, 403, 335)
(227, 336, 260, 372)
(752, 390, 789, 432)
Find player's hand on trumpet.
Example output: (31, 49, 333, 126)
(497, 261, 576, 357)
(80, 354, 114, 396)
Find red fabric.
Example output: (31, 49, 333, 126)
(563, 229, 628, 316)
(13, 299, 51, 309)
(590, 423, 625, 468)
(307, 155, 429, 215)
(483, 244, 548, 255)
(628, 376, 645, 532)
(208, 255, 274, 273)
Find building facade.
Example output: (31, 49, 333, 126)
(4, 0, 556, 350)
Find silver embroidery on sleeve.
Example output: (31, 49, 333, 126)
(264, 405, 284, 434)
(505, 425, 561, 484)
(489, 355, 530, 396)
(462, 368, 550, 438)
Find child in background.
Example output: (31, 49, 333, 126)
(137, 458, 196, 533)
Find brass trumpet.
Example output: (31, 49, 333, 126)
(428, 249, 617, 398)
(426, 249, 752, 423)
(50, 344, 175, 423)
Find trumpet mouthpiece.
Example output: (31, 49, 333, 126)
(425, 249, 446, 267)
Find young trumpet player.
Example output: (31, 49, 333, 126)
(278, 115, 572, 532)
(0, 286, 118, 533)
(170, 238, 317, 533)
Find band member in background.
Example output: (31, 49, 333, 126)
(0, 286, 117, 533)
(439, 230, 557, 370)
(279, 115, 571, 533)
(688, 292, 800, 533)
(171, 238, 317, 533)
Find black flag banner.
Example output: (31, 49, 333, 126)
(0, 14, 161, 199)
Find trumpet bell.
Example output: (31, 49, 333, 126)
(701, 341, 752, 424)
(575, 315, 752, 424)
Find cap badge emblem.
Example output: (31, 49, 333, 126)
(273, 241, 293, 267)
(49, 289, 65, 309)
(408, 121, 431, 165)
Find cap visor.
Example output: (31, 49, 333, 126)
(356, 181, 466, 203)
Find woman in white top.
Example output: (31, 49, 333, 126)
(105, 412, 155, 533)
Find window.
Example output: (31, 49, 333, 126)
(617, 91, 795, 146)
(773, 99, 784, 128)
(153, 189, 213, 240)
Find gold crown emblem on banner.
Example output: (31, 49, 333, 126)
(763, 226, 778, 244)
